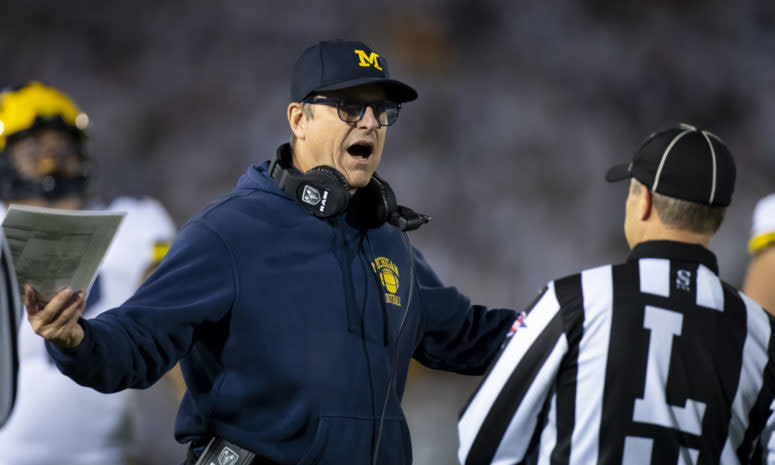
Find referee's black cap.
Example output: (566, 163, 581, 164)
(290, 40, 418, 103)
(605, 123, 736, 207)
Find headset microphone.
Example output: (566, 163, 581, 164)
(388, 206, 430, 232)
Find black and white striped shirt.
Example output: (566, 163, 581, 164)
(458, 241, 775, 465)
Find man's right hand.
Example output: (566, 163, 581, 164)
(24, 285, 86, 349)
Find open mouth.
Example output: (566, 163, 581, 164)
(347, 142, 374, 159)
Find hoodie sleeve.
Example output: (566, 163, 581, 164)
(411, 249, 516, 375)
(46, 218, 236, 393)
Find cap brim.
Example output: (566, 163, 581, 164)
(605, 163, 633, 183)
(314, 77, 418, 103)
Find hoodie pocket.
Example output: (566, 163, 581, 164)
(298, 415, 411, 465)
(380, 417, 413, 465)
(297, 416, 330, 465)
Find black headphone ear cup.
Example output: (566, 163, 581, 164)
(370, 175, 397, 223)
(294, 165, 351, 218)
(347, 174, 397, 229)
(307, 165, 350, 190)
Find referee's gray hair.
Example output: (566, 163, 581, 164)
(630, 178, 727, 234)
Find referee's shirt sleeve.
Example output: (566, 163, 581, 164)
(762, 406, 775, 465)
(458, 281, 567, 465)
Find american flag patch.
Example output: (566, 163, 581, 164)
(508, 311, 528, 336)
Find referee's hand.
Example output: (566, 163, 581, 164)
(25, 284, 86, 350)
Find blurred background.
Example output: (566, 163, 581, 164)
(1, 0, 773, 463)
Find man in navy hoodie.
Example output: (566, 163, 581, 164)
(24, 40, 518, 465)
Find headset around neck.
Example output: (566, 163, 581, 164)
(268, 144, 429, 231)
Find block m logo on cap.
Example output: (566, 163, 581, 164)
(354, 49, 382, 70)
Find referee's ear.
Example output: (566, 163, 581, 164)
(639, 184, 653, 221)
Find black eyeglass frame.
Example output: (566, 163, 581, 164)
(302, 97, 401, 127)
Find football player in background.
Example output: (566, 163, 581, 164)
(743, 193, 775, 315)
(0, 81, 183, 465)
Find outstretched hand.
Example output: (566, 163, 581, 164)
(25, 285, 86, 350)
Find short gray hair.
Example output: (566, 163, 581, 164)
(630, 178, 727, 234)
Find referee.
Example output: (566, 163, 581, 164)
(458, 124, 775, 465)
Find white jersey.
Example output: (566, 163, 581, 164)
(749, 193, 775, 254)
(0, 197, 175, 465)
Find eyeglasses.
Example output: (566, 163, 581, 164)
(303, 97, 401, 127)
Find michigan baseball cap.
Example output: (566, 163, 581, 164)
(605, 123, 736, 206)
(290, 40, 418, 103)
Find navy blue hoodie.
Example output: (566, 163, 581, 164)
(47, 158, 516, 464)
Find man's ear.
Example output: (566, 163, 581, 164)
(288, 102, 306, 140)
(639, 184, 653, 221)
